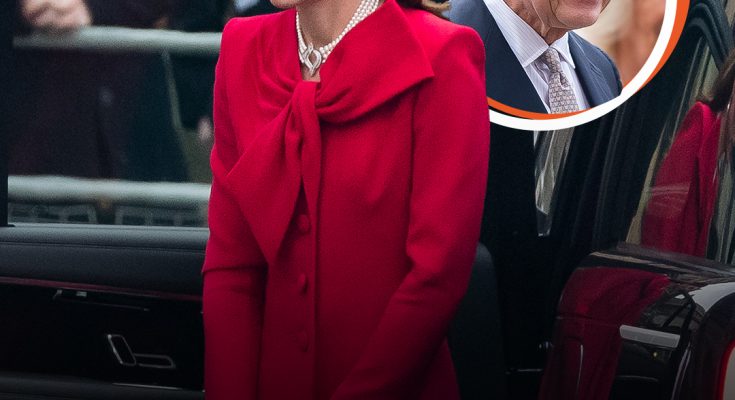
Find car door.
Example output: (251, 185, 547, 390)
(0, 225, 206, 400)
(538, 0, 735, 399)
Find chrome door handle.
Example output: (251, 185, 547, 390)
(106, 334, 177, 370)
(619, 325, 681, 349)
(134, 353, 177, 369)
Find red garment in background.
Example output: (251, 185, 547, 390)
(201, 1, 490, 399)
(641, 101, 721, 257)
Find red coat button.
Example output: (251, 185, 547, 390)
(297, 273, 308, 294)
(296, 214, 310, 233)
(296, 330, 309, 352)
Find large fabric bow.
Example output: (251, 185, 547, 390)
(223, 0, 434, 265)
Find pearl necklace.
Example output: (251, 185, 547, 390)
(296, 0, 381, 76)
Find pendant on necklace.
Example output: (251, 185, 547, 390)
(300, 43, 323, 77)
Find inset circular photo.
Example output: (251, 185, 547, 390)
(448, 0, 686, 130)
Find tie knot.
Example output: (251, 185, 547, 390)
(540, 48, 563, 74)
(539, 48, 579, 113)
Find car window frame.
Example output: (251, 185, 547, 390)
(591, 0, 733, 253)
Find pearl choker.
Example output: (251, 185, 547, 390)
(296, 0, 381, 76)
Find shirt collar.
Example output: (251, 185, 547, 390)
(550, 35, 575, 69)
(483, 0, 575, 69)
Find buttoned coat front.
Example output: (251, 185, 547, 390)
(201, 1, 490, 399)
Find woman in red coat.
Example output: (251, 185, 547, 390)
(201, 0, 490, 398)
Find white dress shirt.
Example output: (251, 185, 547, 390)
(483, 0, 590, 111)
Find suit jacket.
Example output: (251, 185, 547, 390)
(202, 1, 490, 398)
(449, 0, 622, 113)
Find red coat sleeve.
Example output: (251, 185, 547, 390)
(330, 27, 490, 399)
(202, 19, 267, 400)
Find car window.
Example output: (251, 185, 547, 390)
(9, 9, 223, 227)
(624, 38, 723, 258)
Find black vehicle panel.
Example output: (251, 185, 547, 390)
(0, 224, 206, 398)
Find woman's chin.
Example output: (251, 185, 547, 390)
(269, 0, 305, 9)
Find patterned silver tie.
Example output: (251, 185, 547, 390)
(539, 48, 579, 114)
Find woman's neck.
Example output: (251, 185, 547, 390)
(296, 0, 365, 48)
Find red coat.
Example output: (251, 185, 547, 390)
(201, 1, 489, 399)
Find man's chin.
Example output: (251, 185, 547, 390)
(554, 11, 602, 31)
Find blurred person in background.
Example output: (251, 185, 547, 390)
(577, 0, 664, 84)
(10, 0, 222, 182)
(19, 0, 171, 30)
(20, 0, 92, 31)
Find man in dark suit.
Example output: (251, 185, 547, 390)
(449, 0, 621, 113)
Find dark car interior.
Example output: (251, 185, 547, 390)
(1, 0, 735, 399)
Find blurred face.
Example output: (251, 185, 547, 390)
(529, 0, 611, 30)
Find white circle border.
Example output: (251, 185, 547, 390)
(489, 0, 680, 131)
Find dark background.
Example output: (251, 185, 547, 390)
(1, 0, 14, 226)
